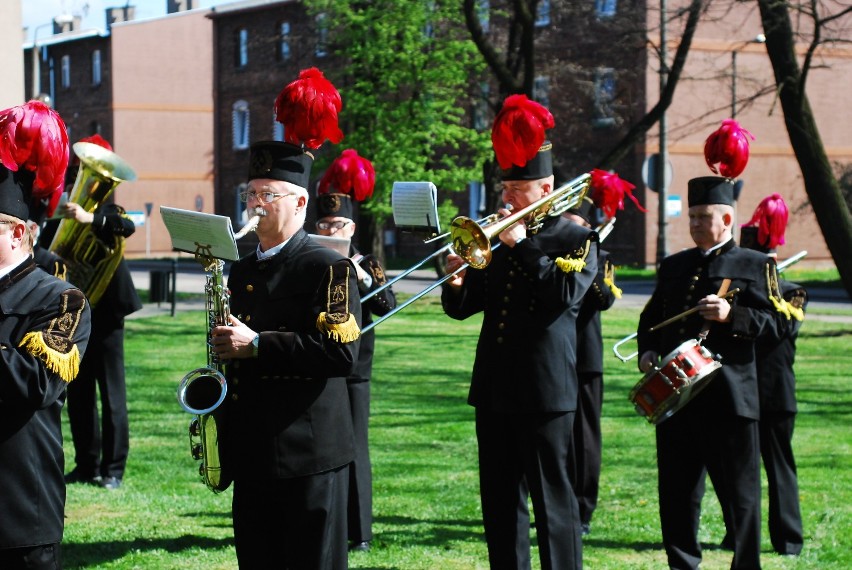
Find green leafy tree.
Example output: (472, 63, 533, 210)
(305, 0, 491, 260)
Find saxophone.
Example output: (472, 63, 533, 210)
(176, 211, 262, 493)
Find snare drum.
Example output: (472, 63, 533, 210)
(629, 339, 722, 424)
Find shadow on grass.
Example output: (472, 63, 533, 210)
(63, 535, 233, 568)
(374, 514, 481, 547)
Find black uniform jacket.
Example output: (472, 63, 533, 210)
(88, 204, 142, 325)
(757, 280, 807, 414)
(575, 250, 618, 375)
(442, 216, 598, 413)
(0, 258, 90, 548)
(32, 246, 67, 280)
(637, 239, 786, 419)
(351, 245, 396, 381)
(224, 229, 362, 479)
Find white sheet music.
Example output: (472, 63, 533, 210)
(309, 234, 351, 257)
(160, 206, 240, 261)
(391, 181, 440, 235)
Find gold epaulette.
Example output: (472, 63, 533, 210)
(766, 262, 790, 320)
(316, 261, 361, 343)
(604, 260, 622, 298)
(556, 239, 592, 274)
(18, 332, 81, 383)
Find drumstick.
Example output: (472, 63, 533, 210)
(648, 287, 740, 332)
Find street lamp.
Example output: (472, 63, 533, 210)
(31, 16, 74, 102)
(731, 34, 766, 118)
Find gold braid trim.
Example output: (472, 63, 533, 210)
(316, 262, 361, 343)
(555, 239, 592, 274)
(18, 332, 81, 383)
(770, 296, 792, 320)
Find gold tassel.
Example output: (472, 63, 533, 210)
(18, 332, 81, 383)
(788, 303, 804, 322)
(316, 312, 361, 343)
(604, 277, 623, 299)
(770, 296, 792, 320)
(555, 257, 586, 273)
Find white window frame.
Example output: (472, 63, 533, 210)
(91, 49, 101, 86)
(61, 55, 71, 89)
(232, 100, 250, 150)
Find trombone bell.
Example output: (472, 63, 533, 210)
(450, 216, 493, 270)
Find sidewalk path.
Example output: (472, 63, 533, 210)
(128, 262, 852, 322)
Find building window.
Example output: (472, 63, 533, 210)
(315, 14, 328, 57)
(61, 55, 71, 89)
(593, 68, 617, 128)
(91, 50, 102, 86)
(595, 0, 618, 18)
(472, 82, 490, 131)
(273, 112, 284, 141)
(533, 76, 550, 110)
(278, 21, 291, 61)
(232, 100, 250, 150)
(236, 28, 249, 67)
(535, 0, 551, 27)
(477, 0, 490, 32)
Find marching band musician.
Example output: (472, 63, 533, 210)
(737, 194, 806, 556)
(210, 69, 361, 569)
(442, 95, 597, 569)
(637, 173, 788, 569)
(26, 200, 67, 280)
(62, 135, 142, 491)
(314, 149, 397, 553)
(562, 196, 619, 538)
(0, 101, 91, 570)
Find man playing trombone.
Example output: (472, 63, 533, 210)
(442, 95, 597, 569)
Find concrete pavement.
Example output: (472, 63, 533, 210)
(127, 261, 851, 321)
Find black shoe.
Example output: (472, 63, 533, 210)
(99, 476, 122, 490)
(348, 541, 370, 552)
(65, 469, 101, 486)
(581, 523, 591, 537)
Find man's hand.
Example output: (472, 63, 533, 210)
(496, 206, 526, 247)
(211, 315, 257, 360)
(697, 294, 731, 322)
(62, 202, 95, 224)
(639, 351, 660, 374)
(444, 253, 467, 290)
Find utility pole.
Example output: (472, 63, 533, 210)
(656, 0, 668, 266)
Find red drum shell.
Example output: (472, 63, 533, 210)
(629, 339, 721, 424)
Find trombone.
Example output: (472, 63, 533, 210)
(361, 172, 591, 332)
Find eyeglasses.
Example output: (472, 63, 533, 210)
(316, 220, 351, 231)
(239, 190, 296, 204)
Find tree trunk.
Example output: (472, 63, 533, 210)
(757, 0, 852, 297)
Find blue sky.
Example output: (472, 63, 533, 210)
(21, 0, 231, 42)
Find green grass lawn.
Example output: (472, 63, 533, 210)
(60, 296, 851, 569)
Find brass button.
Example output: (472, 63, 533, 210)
(503, 296, 510, 303)
(230, 394, 239, 401)
(509, 270, 516, 277)
(498, 322, 505, 330)
(506, 283, 513, 290)
(245, 315, 251, 322)
(496, 337, 504, 344)
(246, 284, 254, 292)
(678, 328, 685, 335)
(232, 378, 239, 386)
(501, 309, 508, 316)
(692, 275, 699, 281)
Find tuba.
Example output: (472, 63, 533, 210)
(176, 212, 262, 493)
(49, 142, 137, 307)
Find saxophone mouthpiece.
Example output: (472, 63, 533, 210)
(234, 212, 262, 240)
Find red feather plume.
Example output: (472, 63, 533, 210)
(589, 168, 645, 218)
(274, 67, 344, 150)
(0, 100, 69, 215)
(704, 119, 754, 179)
(742, 193, 788, 249)
(78, 133, 113, 151)
(491, 95, 554, 170)
(318, 149, 375, 202)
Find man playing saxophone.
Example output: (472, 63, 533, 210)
(209, 69, 361, 570)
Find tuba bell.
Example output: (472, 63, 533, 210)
(49, 141, 136, 307)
